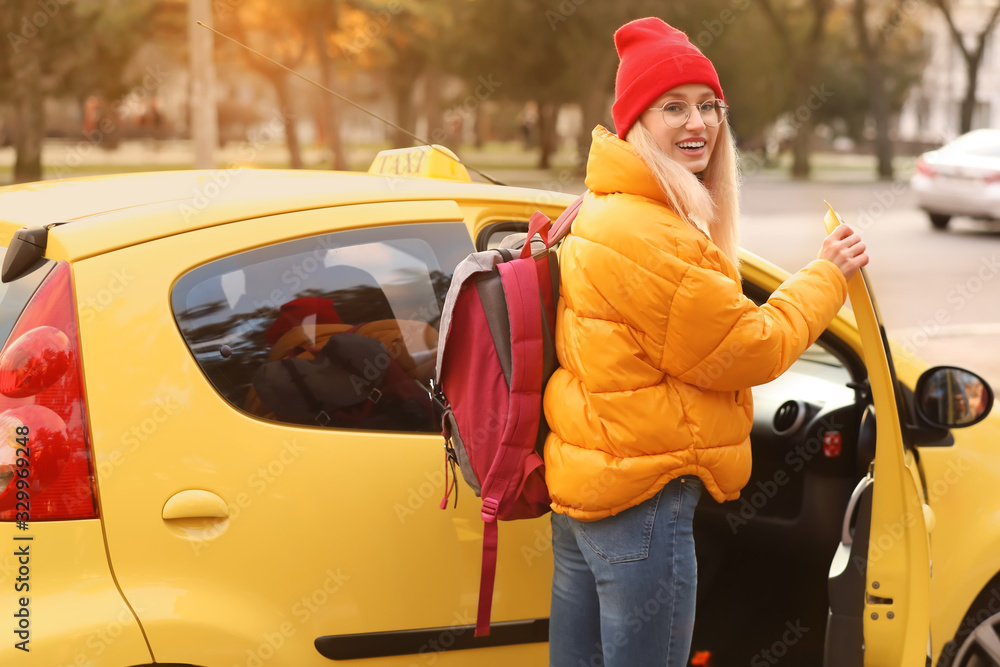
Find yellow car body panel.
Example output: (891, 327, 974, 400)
(918, 418, 1000, 661)
(0, 522, 151, 665)
(744, 231, 1000, 665)
(4, 166, 1000, 664)
(72, 200, 552, 666)
(0, 169, 572, 262)
(822, 206, 930, 665)
(888, 333, 1000, 663)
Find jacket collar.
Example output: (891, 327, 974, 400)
(584, 125, 665, 204)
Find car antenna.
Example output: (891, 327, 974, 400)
(196, 22, 507, 186)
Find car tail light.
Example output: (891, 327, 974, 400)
(0, 262, 97, 520)
(983, 171, 1000, 184)
(915, 157, 937, 178)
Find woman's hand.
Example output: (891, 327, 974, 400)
(818, 223, 869, 282)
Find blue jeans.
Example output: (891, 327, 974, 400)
(549, 476, 703, 667)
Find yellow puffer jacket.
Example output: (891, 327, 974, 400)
(543, 126, 848, 521)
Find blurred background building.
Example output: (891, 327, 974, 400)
(899, 0, 1000, 144)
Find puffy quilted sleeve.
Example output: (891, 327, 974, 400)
(661, 258, 848, 391)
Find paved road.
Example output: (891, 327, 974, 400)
(739, 176, 1000, 390)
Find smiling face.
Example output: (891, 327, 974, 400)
(638, 83, 721, 174)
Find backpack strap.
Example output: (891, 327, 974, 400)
(518, 191, 587, 260)
(474, 251, 547, 637)
(476, 514, 500, 636)
(519, 211, 552, 260)
(280, 359, 324, 415)
(549, 192, 586, 245)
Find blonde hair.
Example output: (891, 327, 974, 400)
(625, 120, 741, 268)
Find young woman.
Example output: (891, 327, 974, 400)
(542, 17, 868, 667)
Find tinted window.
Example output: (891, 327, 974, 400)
(172, 222, 473, 432)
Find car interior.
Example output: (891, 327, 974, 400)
(688, 280, 875, 664)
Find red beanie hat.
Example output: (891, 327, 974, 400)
(612, 17, 724, 140)
(265, 296, 343, 344)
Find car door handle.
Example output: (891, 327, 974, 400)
(842, 475, 874, 546)
(162, 490, 231, 520)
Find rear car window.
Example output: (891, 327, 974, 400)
(0, 249, 56, 345)
(171, 222, 473, 433)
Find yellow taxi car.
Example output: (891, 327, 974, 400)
(0, 145, 996, 667)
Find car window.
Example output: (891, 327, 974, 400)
(171, 221, 473, 432)
(756, 341, 856, 406)
(785, 342, 852, 385)
(742, 279, 859, 398)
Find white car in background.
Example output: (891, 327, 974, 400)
(910, 128, 1000, 230)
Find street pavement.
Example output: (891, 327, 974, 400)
(738, 175, 1000, 392)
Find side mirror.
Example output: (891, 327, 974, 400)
(915, 366, 994, 429)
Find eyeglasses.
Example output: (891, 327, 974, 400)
(648, 99, 729, 128)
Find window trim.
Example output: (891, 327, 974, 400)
(476, 220, 530, 252)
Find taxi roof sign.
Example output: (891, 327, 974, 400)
(368, 145, 472, 182)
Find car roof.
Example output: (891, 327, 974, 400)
(0, 169, 575, 261)
(942, 129, 1000, 150)
(955, 128, 1000, 140)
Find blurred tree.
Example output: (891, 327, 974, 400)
(298, 0, 349, 170)
(70, 2, 160, 103)
(447, 0, 790, 170)
(852, 0, 893, 179)
(476, 0, 678, 169)
(667, 1, 788, 167)
(220, 0, 311, 168)
(931, 0, 1000, 134)
(335, 1, 450, 149)
(0, 0, 156, 182)
(756, 0, 834, 179)
(848, 0, 929, 179)
(556, 0, 680, 168)
(0, 2, 51, 182)
(811, 10, 869, 140)
(446, 0, 575, 168)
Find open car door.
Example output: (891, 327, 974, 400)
(822, 204, 932, 667)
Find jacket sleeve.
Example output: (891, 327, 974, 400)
(660, 258, 848, 391)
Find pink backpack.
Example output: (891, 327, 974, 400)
(434, 193, 585, 637)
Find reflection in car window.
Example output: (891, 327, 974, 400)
(171, 222, 473, 432)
